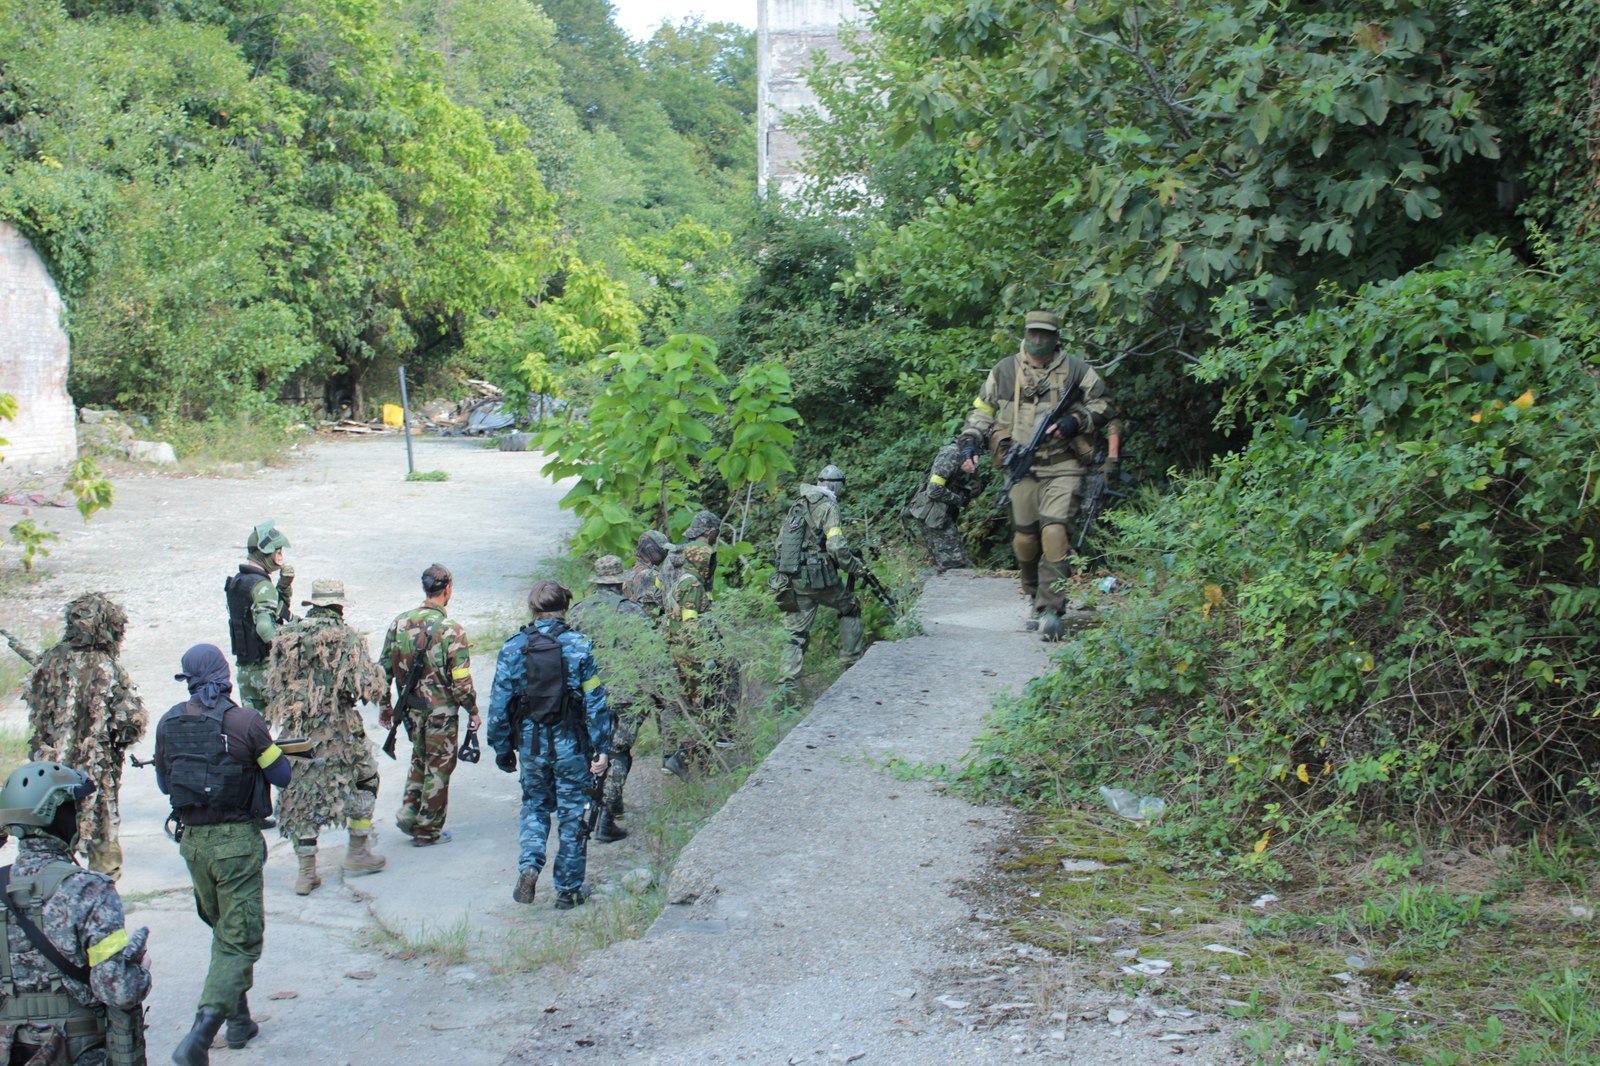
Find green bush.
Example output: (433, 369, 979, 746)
(961, 241, 1600, 875)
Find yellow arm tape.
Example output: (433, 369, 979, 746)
(88, 928, 130, 967)
(582, 676, 602, 693)
(826, 527, 844, 539)
(973, 398, 996, 416)
(450, 666, 472, 680)
(348, 818, 373, 831)
(680, 609, 699, 622)
(929, 474, 947, 486)
(257, 744, 283, 768)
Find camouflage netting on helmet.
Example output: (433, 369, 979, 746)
(63, 593, 127, 650)
(264, 611, 386, 840)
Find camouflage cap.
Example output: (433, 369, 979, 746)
(683, 510, 721, 542)
(683, 543, 713, 568)
(592, 555, 626, 585)
(301, 579, 348, 608)
(1023, 310, 1061, 333)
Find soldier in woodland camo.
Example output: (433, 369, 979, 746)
(264, 579, 390, 893)
(22, 594, 147, 881)
(621, 531, 670, 615)
(902, 442, 981, 571)
(379, 564, 479, 845)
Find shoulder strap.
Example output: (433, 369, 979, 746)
(0, 865, 91, 986)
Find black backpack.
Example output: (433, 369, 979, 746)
(517, 624, 574, 729)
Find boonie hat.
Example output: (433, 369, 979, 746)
(301, 579, 348, 608)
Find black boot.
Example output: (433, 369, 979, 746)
(172, 1007, 225, 1066)
(594, 808, 628, 843)
(226, 992, 259, 1049)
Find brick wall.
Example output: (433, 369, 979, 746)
(0, 222, 77, 472)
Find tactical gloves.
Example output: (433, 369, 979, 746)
(495, 751, 517, 774)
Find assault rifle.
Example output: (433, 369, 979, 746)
(577, 766, 608, 842)
(849, 550, 900, 623)
(382, 624, 437, 760)
(1073, 449, 1134, 552)
(0, 627, 39, 666)
(994, 376, 1085, 513)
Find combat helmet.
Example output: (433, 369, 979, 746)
(817, 464, 846, 497)
(0, 761, 95, 843)
(63, 592, 128, 650)
(246, 520, 290, 568)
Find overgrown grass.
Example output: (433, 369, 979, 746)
(0, 724, 31, 771)
(404, 470, 449, 482)
(997, 810, 1600, 1064)
(361, 911, 475, 967)
(158, 406, 311, 469)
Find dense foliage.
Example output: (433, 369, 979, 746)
(963, 243, 1600, 870)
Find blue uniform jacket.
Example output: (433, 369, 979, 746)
(486, 618, 611, 758)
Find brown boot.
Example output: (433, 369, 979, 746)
(294, 848, 321, 895)
(344, 830, 387, 876)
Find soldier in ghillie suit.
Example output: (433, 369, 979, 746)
(621, 531, 670, 616)
(264, 579, 389, 894)
(378, 564, 479, 847)
(224, 521, 295, 708)
(771, 465, 866, 686)
(902, 441, 982, 572)
(0, 761, 152, 1066)
(568, 556, 645, 843)
(22, 593, 147, 881)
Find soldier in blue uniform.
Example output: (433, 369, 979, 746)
(486, 581, 612, 910)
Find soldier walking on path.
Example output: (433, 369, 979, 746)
(957, 310, 1114, 640)
(0, 761, 152, 1065)
(568, 556, 646, 842)
(263, 579, 390, 895)
(21, 594, 147, 881)
(156, 644, 292, 1066)
(771, 464, 866, 688)
(224, 521, 295, 708)
(486, 581, 611, 910)
(902, 441, 983, 572)
(379, 564, 479, 847)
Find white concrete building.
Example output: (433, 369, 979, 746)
(0, 222, 77, 471)
(757, 0, 863, 200)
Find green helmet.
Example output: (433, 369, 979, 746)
(0, 761, 95, 836)
(818, 464, 846, 485)
(246, 521, 290, 556)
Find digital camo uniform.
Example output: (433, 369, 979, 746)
(263, 582, 389, 894)
(621, 531, 671, 616)
(567, 557, 644, 839)
(380, 603, 476, 844)
(0, 763, 150, 1066)
(901, 443, 981, 571)
(486, 612, 611, 907)
(772, 469, 865, 684)
(960, 310, 1113, 625)
(224, 521, 294, 709)
(22, 595, 146, 881)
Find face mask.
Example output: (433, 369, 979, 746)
(1023, 335, 1056, 359)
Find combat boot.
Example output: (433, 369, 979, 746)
(343, 830, 387, 875)
(294, 848, 321, 895)
(225, 993, 259, 1049)
(1039, 611, 1064, 642)
(513, 869, 538, 904)
(172, 1007, 225, 1066)
(594, 808, 628, 843)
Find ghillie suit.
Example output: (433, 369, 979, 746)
(22, 594, 147, 880)
(263, 603, 387, 891)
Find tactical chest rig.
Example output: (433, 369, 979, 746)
(164, 706, 266, 824)
(0, 862, 143, 1065)
(224, 569, 271, 666)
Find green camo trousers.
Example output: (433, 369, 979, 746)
(178, 821, 265, 1014)
(399, 710, 458, 840)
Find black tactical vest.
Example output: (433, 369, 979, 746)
(163, 705, 262, 820)
(224, 567, 271, 665)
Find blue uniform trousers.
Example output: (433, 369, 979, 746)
(516, 721, 593, 893)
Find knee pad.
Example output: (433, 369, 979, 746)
(1012, 530, 1042, 562)
(1040, 522, 1071, 562)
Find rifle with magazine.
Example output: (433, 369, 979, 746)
(382, 622, 437, 759)
(994, 376, 1086, 513)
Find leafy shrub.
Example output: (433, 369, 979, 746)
(962, 241, 1600, 873)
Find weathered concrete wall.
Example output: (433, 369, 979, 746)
(0, 222, 77, 471)
(758, 0, 863, 200)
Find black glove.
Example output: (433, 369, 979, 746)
(1050, 414, 1081, 439)
(495, 751, 517, 774)
(956, 436, 980, 465)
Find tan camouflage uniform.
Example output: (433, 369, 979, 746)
(380, 604, 476, 842)
(22, 595, 146, 881)
(264, 597, 387, 875)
